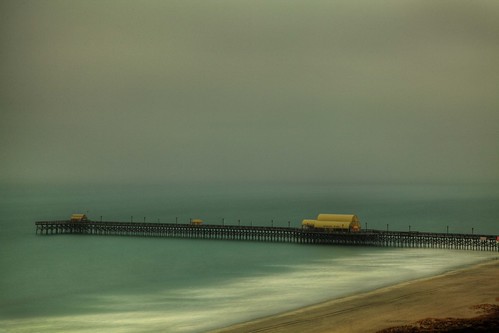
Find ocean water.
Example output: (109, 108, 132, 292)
(1, 183, 498, 332)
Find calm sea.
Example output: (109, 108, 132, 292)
(1, 183, 498, 332)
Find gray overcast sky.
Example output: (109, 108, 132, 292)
(1, 0, 498, 184)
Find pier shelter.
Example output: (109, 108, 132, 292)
(303, 214, 361, 232)
(190, 219, 203, 226)
(70, 214, 88, 222)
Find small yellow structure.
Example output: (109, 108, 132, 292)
(302, 214, 361, 232)
(70, 214, 88, 222)
(317, 214, 360, 223)
(190, 219, 203, 226)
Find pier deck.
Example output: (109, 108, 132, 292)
(35, 220, 498, 251)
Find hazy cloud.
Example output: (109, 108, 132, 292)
(1, 0, 498, 184)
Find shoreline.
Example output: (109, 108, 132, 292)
(210, 257, 499, 333)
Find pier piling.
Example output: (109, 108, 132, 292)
(34, 220, 498, 252)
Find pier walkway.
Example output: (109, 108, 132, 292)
(35, 220, 498, 251)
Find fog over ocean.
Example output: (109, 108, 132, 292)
(1, 1, 498, 331)
(1, 183, 498, 332)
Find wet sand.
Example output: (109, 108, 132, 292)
(211, 258, 499, 333)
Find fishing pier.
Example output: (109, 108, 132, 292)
(35, 220, 499, 252)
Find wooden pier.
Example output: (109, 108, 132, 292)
(35, 220, 498, 251)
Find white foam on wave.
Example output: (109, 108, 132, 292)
(2, 249, 496, 333)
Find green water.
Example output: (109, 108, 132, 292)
(1, 183, 498, 332)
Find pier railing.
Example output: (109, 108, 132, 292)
(35, 220, 499, 252)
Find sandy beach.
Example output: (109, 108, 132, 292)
(212, 258, 499, 333)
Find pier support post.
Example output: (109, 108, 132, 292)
(34, 220, 499, 252)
